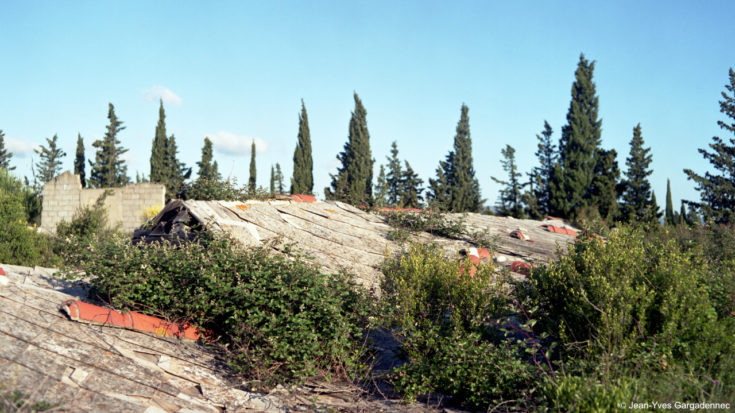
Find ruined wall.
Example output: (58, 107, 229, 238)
(41, 171, 165, 233)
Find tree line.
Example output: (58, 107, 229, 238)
(1, 55, 733, 224)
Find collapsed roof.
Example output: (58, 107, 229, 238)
(134, 198, 579, 292)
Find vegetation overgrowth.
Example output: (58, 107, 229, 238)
(378, 225, 735, 411)
(63, 231, 372, 389)
(1, 164, 734, 410)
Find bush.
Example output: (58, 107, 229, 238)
(521, 226, 735, 409)
(380, 243, 538, 410)
(66, 233, 371, 388)
(0, 169, 59, 267)
(56, 192, 110, 241)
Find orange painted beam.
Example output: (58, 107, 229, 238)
(59, 300, 200, 341)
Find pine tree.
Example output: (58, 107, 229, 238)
(399, 161, 424, 208)
(374, 165, 389, 207)
(89, 103, 129, 188)
(74, 134, 86, 188)
(150, 100, 168, 185)
(291, 100, 313, 194)
(427, 159, 451, 211)
(683, 68, 735, 224)
(0, 129, 13, 170)
(448, 104, 482, 212)
(620, 124, 654, 223)
(645, 191, 663, 224)
(386, 141, 403, 206)
(591, 148, 620, 221)
(530, 121, 556, 216)
(34, 134, 66, 184)
(270, 165, 276, 195)
(196, 137, 220, 181)
(550, 54, 603, 219)
(522, 176, 543, 219)
(492, 144, 524, 218)
(665, 179, 675, 225)
(325, 93, 373, 206)
(275, 163, 284, 194)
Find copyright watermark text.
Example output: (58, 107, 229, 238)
(618, 401, 731, 410)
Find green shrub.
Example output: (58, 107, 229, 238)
(56, 191, 110, 241)
(522, 226, 735, 408)
(390, 330, 535, 410)
(380, 243, 539, 410)
(381, 243, 505, 333)
(0, 169, 59, 267)
(541, 375, 632, 413)
(67, 233, 371, 388)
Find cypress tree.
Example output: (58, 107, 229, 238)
(448, 104, 482, 212)
(166, 134, 190, 198)
(375, 165, 389, 207)
(530, 121, 556, 215)
(291, 100, 313, 194)
(620, 124, 654, 223)
(275, 163, 284, 194)
(591, 148, 620, 222)
(150, 99, 168, 185)
(491, 144, 524, 218)
(196, 137, 219, 181)
(34, 134, 66, 184)
(683, 68, 735, 224)
(386, 141, 403, 206)
(326, 93, 373, 206)
(89, 103, 129, 188)
(249, 140, 256, 194)
(74, 134, 86, 188)
(0, 129, 13, 170)
(550, 54, 603, 219)
(270, 165, 276, 195)
(399, 160, 424, 208)
(665, 179, 675, 225)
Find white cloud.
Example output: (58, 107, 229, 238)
(143, 85, 182, 105)
(6, 137, 39, 158)
(208, 131, 269, 156)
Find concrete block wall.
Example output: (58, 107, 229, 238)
(41, 171, 165, 234)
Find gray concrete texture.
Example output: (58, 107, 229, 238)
(40, 171, 165, 233)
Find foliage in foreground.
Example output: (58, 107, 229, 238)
(380, 243, 539, 410)
(380, 225, 735, 411)
(523, 225, 735, 410)
(65, 233, 372, 388)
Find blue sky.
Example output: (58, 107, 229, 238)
(1, 0, 734, 208)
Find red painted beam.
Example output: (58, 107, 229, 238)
(59, 300, 200, 341)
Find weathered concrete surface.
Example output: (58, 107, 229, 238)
(0, 263, 456, 412)
(140, 200, 579, 293)
(41, 171, 164, 234)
